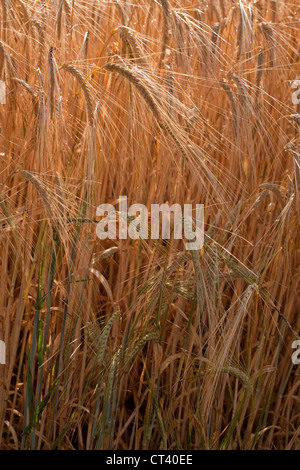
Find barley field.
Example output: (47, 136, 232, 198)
(0, 0, 299, 450)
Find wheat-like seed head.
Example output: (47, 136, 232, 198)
(61, 62, 94, 127)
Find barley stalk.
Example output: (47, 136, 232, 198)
(61, 62, 94, 126)
(160, 0, 170, 66)
(220, 78, 238, 136)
